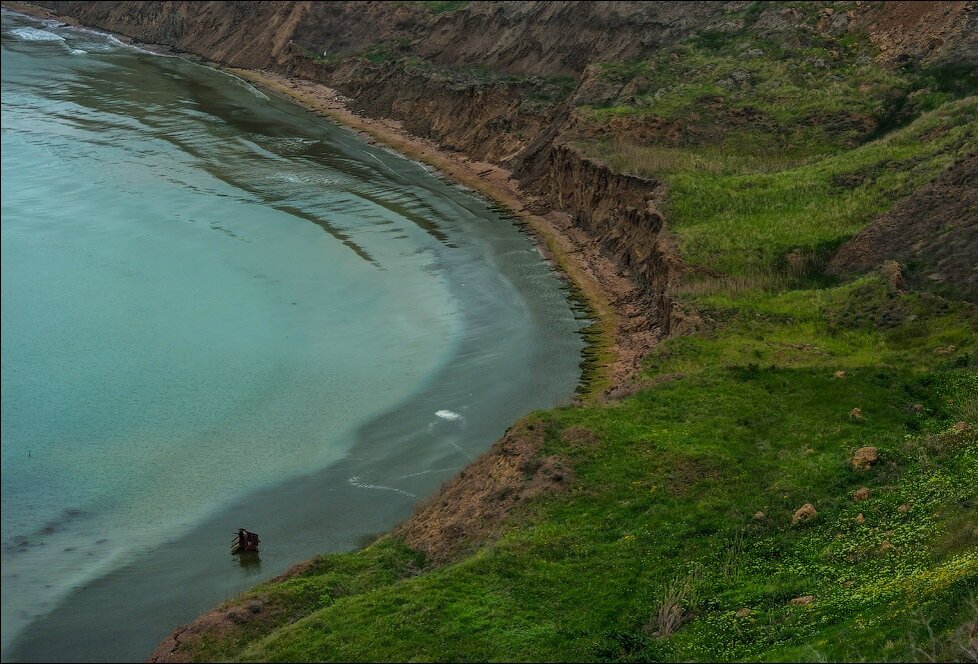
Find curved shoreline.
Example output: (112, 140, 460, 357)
(1, 0, 638, 400)
(226, 68, 621, 401)
(1, 6, 649, 661)
(1, 11, 587, 659)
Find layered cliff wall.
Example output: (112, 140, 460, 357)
(544, 144, 678, 335)
(31, 1, 978, 353)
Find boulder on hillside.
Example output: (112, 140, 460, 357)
(792, 503, 817, 525)
(851, 446, 878, 471)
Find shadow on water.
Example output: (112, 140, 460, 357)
(235, 552, 262, 571)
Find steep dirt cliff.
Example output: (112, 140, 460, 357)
(543, 144, 679, 334)
(33, 2, 976, 342)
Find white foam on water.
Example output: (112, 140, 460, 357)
(435, 409, 462, 421)
(347, 476, 417, 498)
(103, 34, 167, 56)
(272, 172, 336, 186)
(364, 151, 401, 176)
(217, 70, 270, 100)
(10, 26, 64, 41)
(57, 21, 172, 56)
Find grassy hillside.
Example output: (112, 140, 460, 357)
(161, 5, 977, 662)
(174, 70, 978, 659)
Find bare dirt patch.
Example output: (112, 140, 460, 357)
(395, 419, 572, 565)
(829, 152, 978, 303)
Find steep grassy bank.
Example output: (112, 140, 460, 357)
(155, 91, 977, 661)
(169, 295, 978, 661)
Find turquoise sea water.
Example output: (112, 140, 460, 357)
(0, 10, 583, 661)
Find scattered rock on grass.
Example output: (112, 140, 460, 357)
(792, 503, 817, 525)
(880, 540, 896, 553)
(735, 607, 752, 618)
(851, 446, 878, 471)
(834, 370, 847, 379)
(753, 511, 766, 521)
(855, 513, 865, 524)
(849, 407, 864, 421)
(790, 595, 815, 605)
(897, 503, 910, 513)
(853, 487, 871, 501)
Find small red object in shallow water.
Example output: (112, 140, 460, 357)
(231, 528, 260, 555)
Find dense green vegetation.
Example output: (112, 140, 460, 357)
(582, 2, 978, 164)
(665, 97, 976, 285)
(577, 3, 978, 289)
(186, 4, 976, 661)
(186, 276, 977, 662)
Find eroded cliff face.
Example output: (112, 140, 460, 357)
(543, 144, 678, 335)
(38, 1, 741, 76)
(319, 59, 551, 162)
(30, 1, 978, 346)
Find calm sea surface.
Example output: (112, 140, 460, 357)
(0, 10, 583, 661)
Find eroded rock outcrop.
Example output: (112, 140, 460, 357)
(395, 418, 571, 565)
(542, 143, 679, 335)
(830, 152, 978, 303)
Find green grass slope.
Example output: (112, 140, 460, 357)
(176, 5, 978, 655)
(177, 90, 978, 660)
